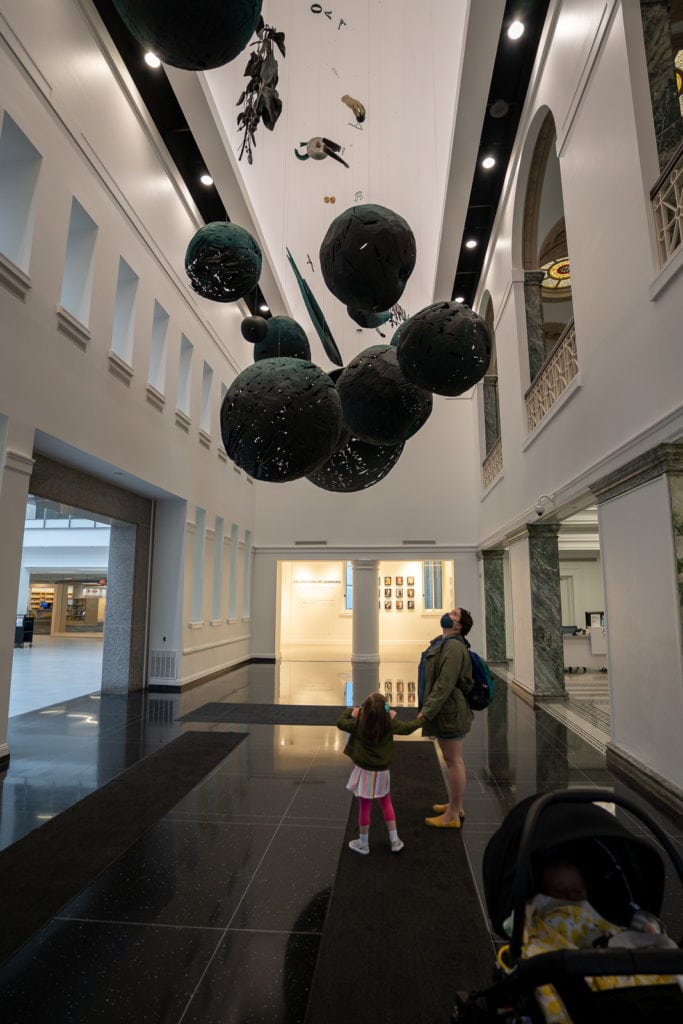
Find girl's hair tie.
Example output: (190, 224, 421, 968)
(384, 702, 390, 712)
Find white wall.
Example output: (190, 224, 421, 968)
(599, 476, 683, 789)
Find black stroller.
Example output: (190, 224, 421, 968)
(453, 788, 683, 1023)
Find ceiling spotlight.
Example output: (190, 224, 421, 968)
(481, 155, 496, 169)
(144, 51, 161, 69)
(489, 99, 509, 119)
(465, 239, 478, 249)
(454, 296, 465, 304)
(259, 303, 270, 312)
(199, 173, 213, 186)
(507, 20, 525, 40)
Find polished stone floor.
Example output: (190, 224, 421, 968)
(1, 643, 682, 1022)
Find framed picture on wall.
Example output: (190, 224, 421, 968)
(384, 600, 392, 610)
(396, 576, 404, 585)
(384, 576, 392, 586)
(384, 588, 391, 597)
(407, 576, 414, 585)
(396, 588, 403, 598)
(407, 588, 414, 598)
(396, 600, 404, 610)
(407, 600, 415, 609)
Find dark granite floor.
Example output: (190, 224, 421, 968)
(0, 659, 681, 1022)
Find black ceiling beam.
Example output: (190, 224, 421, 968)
(451, 0, 551, 306)
(89, 0, 270, 318)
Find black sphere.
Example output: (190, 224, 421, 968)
(347, 307, 392, 329)
(185, 222, 262, 302)
(336, 345, 432, 445)
(307, 436, 404, 492)
(254, 316, 311, 361)
(396, 302, 492, 396)
(220, 358, 342, 482)
(241, 316, 269, 343)
(320, 204, 416, 313)
(111, 0, 262, 70)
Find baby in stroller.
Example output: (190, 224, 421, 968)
(516, 850, 680, 1022)
(453, 788, 683, 1024)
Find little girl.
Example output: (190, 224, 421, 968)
(337, 692, 422, 855)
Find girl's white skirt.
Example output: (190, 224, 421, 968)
(346, 766, 391, 798)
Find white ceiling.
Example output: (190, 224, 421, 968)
(165, 0, 506, 369)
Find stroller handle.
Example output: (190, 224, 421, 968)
(509, 788, 683, 961)
(509, 946, 683, 985)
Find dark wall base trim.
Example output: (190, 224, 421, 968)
(148, 656, 276, 693)
(606, 742, 683, 828)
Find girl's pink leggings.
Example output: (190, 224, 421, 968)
(358, 793, 395, 827)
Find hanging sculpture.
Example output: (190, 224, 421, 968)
(294, 137, 349, 168)
(220, 358, 342, 482)
(336, 345, 432, 446)
(341, 94, 366, 124)
(286, 248, 343, 366)
(395, 301, 492, 396)
(347, 307, 392, 329)
(307, 435, 404, 492)
(241, 316, 269, 343)
(111, 0, 262, 70)
(236, 20, 286, 164)
(319, 204, 416, 314)
(185, 222, 262, 302)
(253, 316, 311, 361)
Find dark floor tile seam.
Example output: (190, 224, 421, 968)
(225, 926, 325, 936)
(54, 914, 226, 932)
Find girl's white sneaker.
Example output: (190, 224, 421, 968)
(348, 838, 369, 855)
(391, 837, 405, 853)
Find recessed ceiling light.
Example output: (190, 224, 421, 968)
(200, 173, 213, 186)
(454, 296, 465, 303)
(465, 239, 478, 249)
(259, 303, 269, 312)
(144, 51, 161, 68)
(481, 156, 496, 169)
(489, 99, 509, 119)
(507, 20, 525, 40)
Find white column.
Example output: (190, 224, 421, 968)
(0, 421, 35, 764)
(352, 559, 380, 663)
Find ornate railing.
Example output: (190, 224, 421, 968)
(482, 436, 503, 489)
(525, 318, 578, 432)
(651, 139, 683, 265)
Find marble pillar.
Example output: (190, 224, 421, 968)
(481, 549, 507, 662)
(640, 1, 683, 172)
(528, 522, 565, 698)
(524, 270, 546, 381)
(102, 521, 137, 693)
(483, 375, 500, 453)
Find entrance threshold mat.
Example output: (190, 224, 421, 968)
(0, 730, 246, 964)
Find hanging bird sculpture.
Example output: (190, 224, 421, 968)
(295, 137, 349, 168)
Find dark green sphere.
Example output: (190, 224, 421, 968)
(254, 317, 311, 361)
(307, 436, 405, 492)
(336, 345, 432, 445)
(396, 302, 492, 396)
(320, 204, 416, 313)
(185, 222, 262, 303)
(112, 0, 262, 70)
(220, 359, 342, 482)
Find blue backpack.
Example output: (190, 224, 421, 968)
(417, 635, 494, 711)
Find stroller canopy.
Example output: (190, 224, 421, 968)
(483, 792, 666, 938)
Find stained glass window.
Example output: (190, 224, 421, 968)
(540, 256, 571, 293)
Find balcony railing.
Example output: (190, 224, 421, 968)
(651, 139, 683, 266)
(525, 318, 578, 432)
(482, 436, 503, 489)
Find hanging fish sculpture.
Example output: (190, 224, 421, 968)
(295, 137, 349, 168)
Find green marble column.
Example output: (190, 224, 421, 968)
(482, 549, 507, 662)
(528, 522, 566, 698)
(640, 1, 683, 171)
(668, 467, 683, 654)
(483, 376, 500, 453)
(524, 270, 546, 381)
